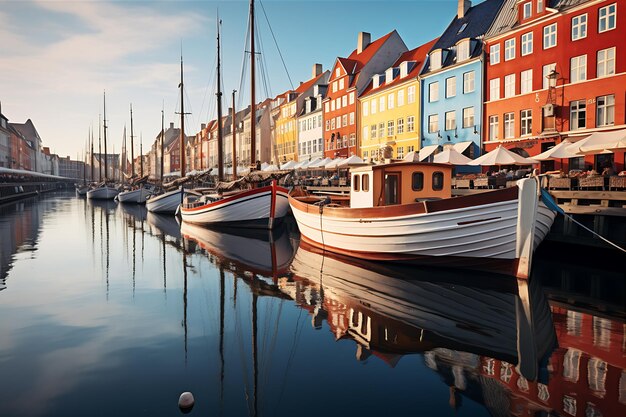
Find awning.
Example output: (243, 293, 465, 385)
(418, 144, 440, 161)
(452, 141, 473, 153)
(567, 128, 626, 154)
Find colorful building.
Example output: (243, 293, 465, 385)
(359, 38, 437, 161)
(420, 0, 505, 168)
(323, 31, 408, 159)
(297, 82, 327, 163)
(483, 0, 625, 172)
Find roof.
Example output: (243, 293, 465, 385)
(294, 71, 327, 95)
(361, 37, 438, 97)
(10, 119, 41, 142)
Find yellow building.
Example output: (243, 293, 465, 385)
(274, 67, 328, 164)
(358, 40, 436, 161)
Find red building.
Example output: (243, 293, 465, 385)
(483, 0, 625, 172)
(322, 31, 407, 159)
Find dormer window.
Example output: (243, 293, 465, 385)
(537, 0, 544, 13)
(385, 68, 395, 84)
(457, 39, 470, 62)
(373, 74, 383, 89)
(457, 23, 468, 34)
(399, 61, 415, 78)
(523, 2, 532, 19)
(335, 68, 341, 78)
(430, 49, 442, 71)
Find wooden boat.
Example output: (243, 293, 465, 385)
(288, 162, 556, 279)
(146, 187, 183, 214)
(285, 241, 557, 377)
(75, 185, 90, 196)
(179, 2, 289, 230)
(87, 92, 119, 201)
(118, 185, 153, 204)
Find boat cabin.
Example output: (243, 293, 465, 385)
(349, 162, 452, 209)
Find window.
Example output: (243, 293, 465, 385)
(331, 100, 335, 111)
(457, 40, 470, 61)
(335, 68, 340, 78)
(490, 78, 500, 101)
(353, 175, 360, 191)
(504, 112, 515, 138)
(504, 74, 516, 98)
(371, 99, 377, 114)
(599, 3, 616, 32)
(446, 77, 456, 98)
(571, 14, 587, 40)
(342, 95, 347, 107)
(324, 102, 329, 113)
(407, 115, 415, 132)
(519, 69, 532, 94)
(505, 38, 516, 60)
(362, 101, 369, 117)
(388, 93, 394, 109)
(362, 174, 369, 192)
(412, 172, 424, 191)
(542, 63, 556, 89)
(570, 100, 586, 130)
(537, 0, 544, 13)
(596, 95, 615, 126)
(462, 107, 475, 129)
(445, 111, 456, 130)
(570, 55, 587, 83)
(378, 122, 385, 138)
(349, 112, 354, 125)
(371, 124, 377, 139)
(489, 115, 499, 141)
(523, 2, 532, 19)
(340, 115, 345, 127)
(490, 44, 500, 65)
(339, 78, 345, 90)
(349, 92, 354, 104)
(543, 24, 557, 49)
(387, 120, 394, 136)
(349, 133, 355, 147)
(428, 114, 439, 133)
(521, 32, 533, 56)
(407, 145, 414, 153)
(379, 96, 385, 112)
(408, 86, 416, 103)
(331, 118, 335, 129)
(325, 120, 330, 131)
(521, 109, 532, 136)
(335, 98, 340, 110)
(397, 146, 404, 159)
(597, 47, 615, 78)
(397, 118, 404, 134)
(432, 172, 444, 191)
(430, 50, 442, 70)
(397, 89, 405, 106)
(362, 127, 369, 142)
(429, 82, 439, 102)
(463, 71, 475, 93)
(332, 81, 337, 92)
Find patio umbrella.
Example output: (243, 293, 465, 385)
(433, 148, 472, 165)
(324, 158, 346, 169)
(262, 164, 279, 172)
(532, 140, 578, 160)
(308, 157, 332, 168)
(337, 155, 365, 167)
(300, 156, 322, 169)
(567, 129, 626, 154)
(418, 144, 440, 161)
(467, 145, 537, 166)
(280, 160, 297, 170)
(260, 162, 270, 170)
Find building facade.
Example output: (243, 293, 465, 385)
(297, 83, 327, 162)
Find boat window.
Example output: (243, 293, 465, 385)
(384, 173, 400, 205)
(432, 171, 444, 191)
(353, 175, 360, 192)
(362, 174, 369, 192)
(412, 172, 424, 191)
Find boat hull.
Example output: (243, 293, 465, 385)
(118, 187, 152, 204)
(289, 178, 556, 277)
(75, 186, 89, 196)
(180, 182, 290, 229)
(146, 188, 183, 214)
(86, 186, 119, 200)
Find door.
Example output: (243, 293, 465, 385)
(384, 172, 400, 205)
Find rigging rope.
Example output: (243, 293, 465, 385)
(259, 0, 293, 90)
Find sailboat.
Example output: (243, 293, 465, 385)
(180, 1, 289, 229)
(146, 59, 187, 214)
(87, 92, 120, 200)
(118, 104, 153, 204)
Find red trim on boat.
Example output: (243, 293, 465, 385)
(181, 184, 287, 213)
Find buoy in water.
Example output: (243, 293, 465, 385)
(178, 392, 194, 413)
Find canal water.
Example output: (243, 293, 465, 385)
(0, 192, 624, 417)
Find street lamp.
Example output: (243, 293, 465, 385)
(545, 69, 559, 89)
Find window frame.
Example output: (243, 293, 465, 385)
(543, 23, 557, 49)
(505, 38, 516, 61)
(521, 32, 533, 56)
(598, 3, 616, 33)
(571, 13, 587, 41)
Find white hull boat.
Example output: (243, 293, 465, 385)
(180, 181, 290, 229)
(87, 186, 119, 200)
(117, 186, 153, 204)
(289, 162, 555, 278)
(146, 188, 183, 214)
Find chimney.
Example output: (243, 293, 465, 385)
(357, 32, 371, 54)
(201, 123, 206, 130)
(169, 122, 174, 129)
(458, 0, 471, 19)
(312, 63, 323, 78)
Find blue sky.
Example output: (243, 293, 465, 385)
(0, 0, 460, 159)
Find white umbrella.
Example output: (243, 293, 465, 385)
(324, 158, 346, 169)
(532, 140, 578, 160)
(280, 160, 297, 170)
(433, 148, 472, 165)
(418, 144, 440, 161)
(309, 157, 332, 168)
(300, 156, 322, 169)
(567, 129, 626, 154)
(260, 162, 270, 170)
(337, 154, 365, 167)
(467, 145, 537, 166)
(293, 160, 307, 169)
(262, 164, 279, 172)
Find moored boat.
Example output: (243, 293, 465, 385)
(75, 185, 90, 196)
(288, 161, 556, 279)
(145, 187, 183, 214)
(87, 183, 119, 200)
(117, 185, 153, 204)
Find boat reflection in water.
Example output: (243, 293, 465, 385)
(279, 241, 626, 417)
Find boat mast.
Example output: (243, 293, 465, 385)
(178, 55, 188, 178)
(250, 0, 256, 167)
(216, 17, 224, 182)
(140, 133, 143, 177)
(232, 90, 237, 178)
(160, 108, 165, 184)
(103, 91, 108, 182)
(90, 126, 94, 182)
(130, 103, 135, 177)
(98, 114, 102, 182)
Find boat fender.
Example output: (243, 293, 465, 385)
(178, 392, 194, 413)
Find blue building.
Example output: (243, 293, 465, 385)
(420, 0, 504, 170)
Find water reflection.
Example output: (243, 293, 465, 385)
(0, 193, 624, 417)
